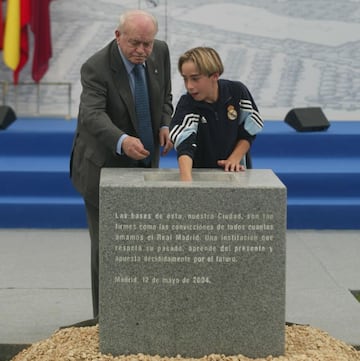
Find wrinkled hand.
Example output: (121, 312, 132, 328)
(122, 136, 150, 160)
(217, 159, 245, 172)
(159, 127, 173, 155)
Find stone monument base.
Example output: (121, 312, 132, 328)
(99, 169, 287, 359)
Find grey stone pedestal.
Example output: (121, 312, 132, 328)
(99, 169, 286, 358)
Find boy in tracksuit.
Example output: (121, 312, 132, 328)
(170, 46, 263, 181)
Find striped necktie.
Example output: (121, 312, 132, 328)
(133, 64, 154, 165)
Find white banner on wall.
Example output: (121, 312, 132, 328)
(1, 0, 359, 120)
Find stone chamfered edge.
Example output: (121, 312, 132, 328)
(99, 168, 287, 189)
(99, 168, 287, 359)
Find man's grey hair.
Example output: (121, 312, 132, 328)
(117, 9, 158, 33)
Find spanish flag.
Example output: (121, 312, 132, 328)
(3, 0, 21, 70)
(14, 0, 31, 84)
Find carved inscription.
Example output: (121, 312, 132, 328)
(112, 211, 277, 286)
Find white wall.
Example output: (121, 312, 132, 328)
(1, 0, 360, 120)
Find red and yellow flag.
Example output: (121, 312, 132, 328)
(2, 0, 53, 83)
(3, 0, 21, 70)
(14, 0, 31, 84)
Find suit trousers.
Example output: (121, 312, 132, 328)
(84, 200, 100, 318)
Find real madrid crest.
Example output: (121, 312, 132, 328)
(227, 105, 237, 121)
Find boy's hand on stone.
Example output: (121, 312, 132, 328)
(217, 159, 245, 172)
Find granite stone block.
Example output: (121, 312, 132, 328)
(99, 169, 286, 359)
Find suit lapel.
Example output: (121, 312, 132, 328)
(110, 41, 138, 130)
(108, 40, 162, 134)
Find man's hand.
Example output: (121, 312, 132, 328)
(122, 136, 150, 160)
(159, 127, 173, 155)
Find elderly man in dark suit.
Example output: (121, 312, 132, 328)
(70, 9, 173, 319)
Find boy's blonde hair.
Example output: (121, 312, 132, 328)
(178, 47, 224, 76)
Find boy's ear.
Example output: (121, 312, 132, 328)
(210, 72, 220, 81)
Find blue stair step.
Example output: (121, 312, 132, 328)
(0, 196, 87, 228)
(277, 172, 360, 198)
(251, 121, 360, 157)
(287, 198, 360, 229)
(0, 156, 76, 197)
(0, 118, 75, 156)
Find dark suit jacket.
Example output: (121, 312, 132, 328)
(70, 39, 173, 207)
